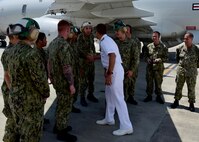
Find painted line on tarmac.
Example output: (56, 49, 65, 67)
(163, 64, 177, 76)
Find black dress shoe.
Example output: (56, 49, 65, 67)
(87, 94, 99, 103)
(156, 96, 165, 104)
(72, 106, 81, 113)
(57, 132, 77, 142)
(170, 100, 179, 109)
(143, 96, 152, 102)
(80, 97, 88, 107)
(53, 126, 72, 134)
(127, 97, 138, 105)
(189, 103, 195, 112)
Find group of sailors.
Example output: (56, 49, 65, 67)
(1, 17, 199, 142)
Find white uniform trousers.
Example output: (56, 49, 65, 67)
(105, 64, 133, 130)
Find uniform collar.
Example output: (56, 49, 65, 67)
(153, 42, 161, 48)
(100, 34, 107, 42)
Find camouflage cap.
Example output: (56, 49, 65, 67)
(113, 20, 126, 31)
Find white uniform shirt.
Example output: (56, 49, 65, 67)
(100, 34, 122, 69)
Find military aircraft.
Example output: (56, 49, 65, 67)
(0, 0, 199, 47)
(133, 0, 199, 46)
(0, 0, 55, 47)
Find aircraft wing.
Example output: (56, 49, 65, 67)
(45, 0, 156, 27)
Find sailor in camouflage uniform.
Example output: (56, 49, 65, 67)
(68, 26, 81, 113)
(126, 24, 141, 105)
(126, 24, 141, 53)
(35, 32, 50, 125)
(1, 25, 20, 142)
(47, 20, 77, 142)
(114, 20, 140, 105)
(77, 21, 98, 106)
(35, 32, 48, 75)
(171, 32, 199, 112)
(6, 18, 50, 142)
(143, 31, 168, 104)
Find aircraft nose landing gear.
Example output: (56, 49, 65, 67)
(0, 40, 7, 47)
(0, 35, 7, 48)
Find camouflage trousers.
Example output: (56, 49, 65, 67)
(124, 71, 138, 100)
(3, 117, 19, 142)
(146, 67, 164, 96)
(55, 92, 73, 131)
(73, 73, 80, 103)
(6, 95, 45, 142)
(79, 63, 95, 97)
(174, 72, 197, 103)
(2, 84, 17, 142)
(2, 82, 12, 118)
(2, 81, 12, 117)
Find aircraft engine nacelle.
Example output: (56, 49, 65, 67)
(33, 16, 60, 47)
(149, 20, 185, 39)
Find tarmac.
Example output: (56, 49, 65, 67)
(0, 47, 199, 142)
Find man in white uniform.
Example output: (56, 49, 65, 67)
(95, 23, 133, 136)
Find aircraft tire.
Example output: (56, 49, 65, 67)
(0, 40, 7, 48)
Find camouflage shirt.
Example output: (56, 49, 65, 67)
(115, 38, 140, 72)
(1, 43, 15, 94)
(34, 46, 48, 75)
(77, 33, 95, 64)
(7, 41, 49, 110)
(176, 43, 199, 76)
(144, 42, 168, 70)
(68, 40, 80, 76)
(47, 36, 74, 94)
(132, 36, 141, 53)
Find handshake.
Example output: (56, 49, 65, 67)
(147, 58, 161, 64)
